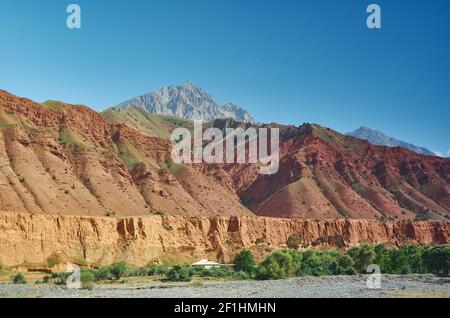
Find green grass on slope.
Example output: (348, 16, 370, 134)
(118, 141, 146, 169)
(102, 107, 194, 139)
(41, 100, 65, 111)
(59, 128, 94, 149)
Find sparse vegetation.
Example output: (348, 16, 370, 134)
(255, 238, 265, 246)
(287, 235, 301, 249)
(153, 210, 166, 216)
(414, 214, 430, 221)
(11, 273, 27, 284)
(162, 222, 173, 231)
(46, 255, 63, 268)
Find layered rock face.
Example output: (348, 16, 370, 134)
(0, 211, 448, 267)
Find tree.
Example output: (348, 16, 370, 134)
(165, 265, 192, 282)
(233, 250, 256, 274)
(422, 245, 450, 276)
(299, 249, 355, 276)
(347, 245, 375, 273)
(257, 250, 302, 280)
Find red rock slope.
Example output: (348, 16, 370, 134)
(0, 90, 250, 217)
(0, 89, 449, 221)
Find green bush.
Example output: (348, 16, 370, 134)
(422, 245, 450, 276)
(233, 250, 256, 274)
(257, 250, 302, 280)
(45, 272, 72, 285)
(232, 271, 251, 280)
(126, 267, 148, 277)
(298, 249, 355, 276)
(110, 263, 127, 280)
(347, 244, 376, 273)
(80, 271, 95, 290)
(165, 265, 192, 282)
(11, 273, 27, 284)
(94, 267, 113, 280)
(374, 244, 425, 274)
(145, 265, 170, 276)
(199, 266, 234, 278)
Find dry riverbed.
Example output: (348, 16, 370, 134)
(0, 274, 449, 298)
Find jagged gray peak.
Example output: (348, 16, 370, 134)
(114, 82, 256, 123)
(347, 126, 435, 156)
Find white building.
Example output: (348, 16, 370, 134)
(191, 259, 223, 269)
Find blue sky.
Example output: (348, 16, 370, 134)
(0, 0, 449, 156)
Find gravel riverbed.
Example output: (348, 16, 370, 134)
(0, 274, 449, 298)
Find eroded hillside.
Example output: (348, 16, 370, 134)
(0, 90, 449, 220)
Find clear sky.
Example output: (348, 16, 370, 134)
(0, 0, 449, 156)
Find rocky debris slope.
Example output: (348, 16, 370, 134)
(0, 211, 448, 267)
(114, 82, 256, 123)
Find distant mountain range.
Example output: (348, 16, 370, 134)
(114, 82, 256, 124)
(347, 126, 435, 156)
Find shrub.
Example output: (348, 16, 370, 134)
(11, 273, 27, 284)
(287, 235, 301, 250)
(374, 244, 394, 274)
(162, 222, 173, 231)
(199, 266, 234, 278)
(153, 210, 166, 216)
(232, 271, 251, 280)
(392, 244, 424, 274)
(95, 267, 113, 280)
(255, 238, 265, 246)
(374, 244, 424, 274)
(233, 250, 256, 274)
(422, 245, 450, 276)
(165, 265, 192, 282)
(46, 272, 72, 285)
(110, 263, 127, 280)
(80, 271, 95, 290)
(145, 265, 170, 276)
(299, 249, 355, 276)
(126, 267, 148, 277)
(46, 255, 63, 268)
(347, 244, 376, 273)
(257, 250, 302, 280)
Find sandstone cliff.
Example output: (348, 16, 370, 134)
(0, 211, 448, 268)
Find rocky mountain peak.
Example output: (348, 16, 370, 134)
(347, 126, 435, 156)
(114, 83, 256, 124)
